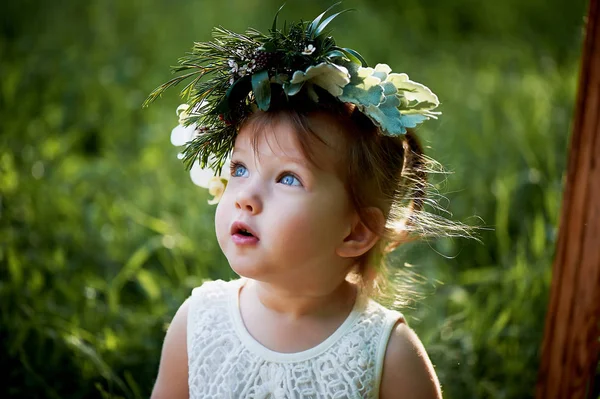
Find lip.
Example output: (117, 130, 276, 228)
(230, 221, 260, 245)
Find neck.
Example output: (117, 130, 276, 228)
(245, 278, 357, 320)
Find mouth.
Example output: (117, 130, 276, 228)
(230, 221, 259, 241)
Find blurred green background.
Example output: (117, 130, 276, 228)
(0, 0, 591, 397)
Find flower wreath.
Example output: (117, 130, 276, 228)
(144, 4, 441, 203)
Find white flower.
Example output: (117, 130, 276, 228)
(207, 177, 226, 204)
(188, 156, 231, 204)
(176, 103, 191, 124)
(170, 123, 197, 146)
(190, 171, 227, 204)
(190, 156, 230, 184)
(171, 104, 198, 146)
(302, 44, 316, 55)
(175, 101, 207, 124)
(171, 102, 230, 204)
(171, 102, 210, 146)
(289, 62, 350, 98)
(228, 59, 238, 73)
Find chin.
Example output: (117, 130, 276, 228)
(228, 258, 272, 281)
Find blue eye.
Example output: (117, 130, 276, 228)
(279, 173, 302, 187)
(231, 163, 248, 178)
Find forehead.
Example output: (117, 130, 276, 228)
(234, 111, 347, 170)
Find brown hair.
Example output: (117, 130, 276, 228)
(240, 89, 469, 296)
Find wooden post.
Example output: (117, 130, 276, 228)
(536, 0, 600, 397)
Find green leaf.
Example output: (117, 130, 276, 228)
(136, 269, 161, 301)
(314, 9, 353, 38)
(214, 75, 251, 114)
(341, 47, 368, 67)
(262, 41, 277, 52)
(7, 248, 22, 285)
(332, 47, 360, 66)
(270, 73, 289, 85)
(325, 49, 348, 61)
(252, 70, 271, 111)
(272, 3, 286, 32)
(108, 236, 164, 313)
(284, 82, 304, 96)
(307, 2, 341, 38)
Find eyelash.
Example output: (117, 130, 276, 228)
(230, 161, 247, 178)
(277, 172, 302, 187)
(229, 161, 303, 187)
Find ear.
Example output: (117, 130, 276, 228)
(336, 207, 385, 259)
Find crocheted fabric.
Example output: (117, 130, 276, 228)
(187, 279, 404, 399)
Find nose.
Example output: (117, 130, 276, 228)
(235, 186, 263, 214)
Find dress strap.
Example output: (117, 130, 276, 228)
(373, 306, 406, 397)
(186, 280, 229, 357)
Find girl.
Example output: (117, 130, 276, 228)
(146, 6, 461, 398)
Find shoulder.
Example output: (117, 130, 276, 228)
(150, 298, 191, 399)
(379, 320, 443, 399)
(150, 279, 239, 399)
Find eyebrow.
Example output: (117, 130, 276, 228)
(232, 147, 313, 169)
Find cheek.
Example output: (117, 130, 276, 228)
(271, 200, 349, 250)
(214, 197, 231, 249)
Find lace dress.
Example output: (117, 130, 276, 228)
(187, 279, 404, 399)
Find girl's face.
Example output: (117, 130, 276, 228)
(215, 113, 357, 292)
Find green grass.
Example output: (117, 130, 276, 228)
(0, 0, 587, 397)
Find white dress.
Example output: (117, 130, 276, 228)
(187, 279, 405, 399)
